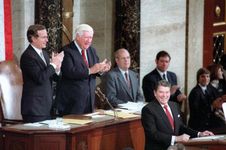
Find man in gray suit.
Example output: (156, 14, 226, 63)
(103, 48, 144, 107)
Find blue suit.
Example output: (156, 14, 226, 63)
(56, 42, 99, 115)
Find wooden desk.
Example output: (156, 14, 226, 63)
(183, 135, 226, 150)
(0, 117, 144, 150)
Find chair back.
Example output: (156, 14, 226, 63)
(0, 61, 23, 125)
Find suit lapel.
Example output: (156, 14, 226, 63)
(29, 45, 47, 67)
(167, 73, 173, 83)
(157, 102, 174, 132)
(169, 102, 178, 132)
(129, 70, 136, 100)
(70, 42, 89, 67)
(116, 68, 133, 99)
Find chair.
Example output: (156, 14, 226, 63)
(0, 61, 23, 126)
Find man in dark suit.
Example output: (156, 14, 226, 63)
(20, 24, 64, 123)
(141, 80, 213, 150)
(56, 24, 111, 115)
(103, 48, 144, 107)
(142, 50, 186, 103)
(188, 68, 225, 131)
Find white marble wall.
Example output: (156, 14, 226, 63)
(187, 0, 204, 92)
(140, 0, 204, 95)
(12, 0, 34, 62)
(140, 0, 186, 91)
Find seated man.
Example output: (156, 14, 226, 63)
(142, 50, 186, 103)
(141, 80, 213, 150)
(188, 68, 225, 131)
(103, 48, 144, 107)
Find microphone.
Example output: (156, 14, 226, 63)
(95, 87, 118, 120)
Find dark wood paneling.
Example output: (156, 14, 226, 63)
(204, 0, 226, 66)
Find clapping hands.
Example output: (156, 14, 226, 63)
(90, 59, 111, 74)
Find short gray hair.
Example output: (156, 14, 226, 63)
(75, 24, 94, 36)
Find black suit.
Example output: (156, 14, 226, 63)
(56, 42, 99, 115)
(142, 69, 181, 102)
(188, 84, 225, 131)
(20, 45, 56, 123)
(141, 100, 198, 150)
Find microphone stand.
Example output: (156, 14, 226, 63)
(95, 87, 118, 120)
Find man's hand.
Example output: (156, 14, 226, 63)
(171, 85, 180, 95)
(175, 134, 190, 142)
(89, 59, 111, 74)
(51, 51, 64, 71)
(199, 130, 214, 137)
(100, 59, 111, 72)
(177, 94, 187, 102)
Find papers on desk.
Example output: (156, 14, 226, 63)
(24, 122, 43, 127)
(117, 101, 147, 114)
(39, 119, 71, 130)
(23, 119, 71, 130)
(190, 135, 226, 141)
(63, 118, 92, 125)
(105, 110, 139, 119)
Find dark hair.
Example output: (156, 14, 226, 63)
(156, 50, 171, 60)
(196, 68, 210, 83)
(27, 24, 46, 43)
(207, 64, 223, 81)
(154, 80, 171, 91)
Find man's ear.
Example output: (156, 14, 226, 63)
(154, 90, 157, 98)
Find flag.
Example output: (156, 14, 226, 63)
(0, 0, 13, 61)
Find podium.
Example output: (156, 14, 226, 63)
(183, 135, 226, 150)
(0, 115, 144, 150)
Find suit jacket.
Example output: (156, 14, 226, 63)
(142, 68, 181, 102)
(56, 41, 99, 115)
(20, 45, 56, 116)
(141, 100, 198, 150)
(188, 84, 225, 131)
(104, 67, 144, 106)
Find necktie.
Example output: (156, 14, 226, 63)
(81, 49, 88, 66)
(125, 72, 130, 88)
(163, 73, 166, 80)
(40, 51, 46, 65)
(164, 105, 174, 130)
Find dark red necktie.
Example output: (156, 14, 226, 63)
(125, 72, 130, 88)
(164, 105, 174, 130)
(81, 49, 88, 66)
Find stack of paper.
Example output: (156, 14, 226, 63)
(117, 101, 147, 114)
(105, 110, 139, 119)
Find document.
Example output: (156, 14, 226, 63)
(190, 135, 226, 141)
(63, 118, 93, 125)
(117, 101, 147, 114)
(105, 110, 139, 119)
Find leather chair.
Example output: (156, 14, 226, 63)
(0, 61, 23, 126)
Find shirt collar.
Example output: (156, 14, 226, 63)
(74, 40, 82, 54)
(118, 67, 129, 75)
(31, 44, 42, 56)
(198, 84, 207, 92)
(156, 68, 167, 77)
